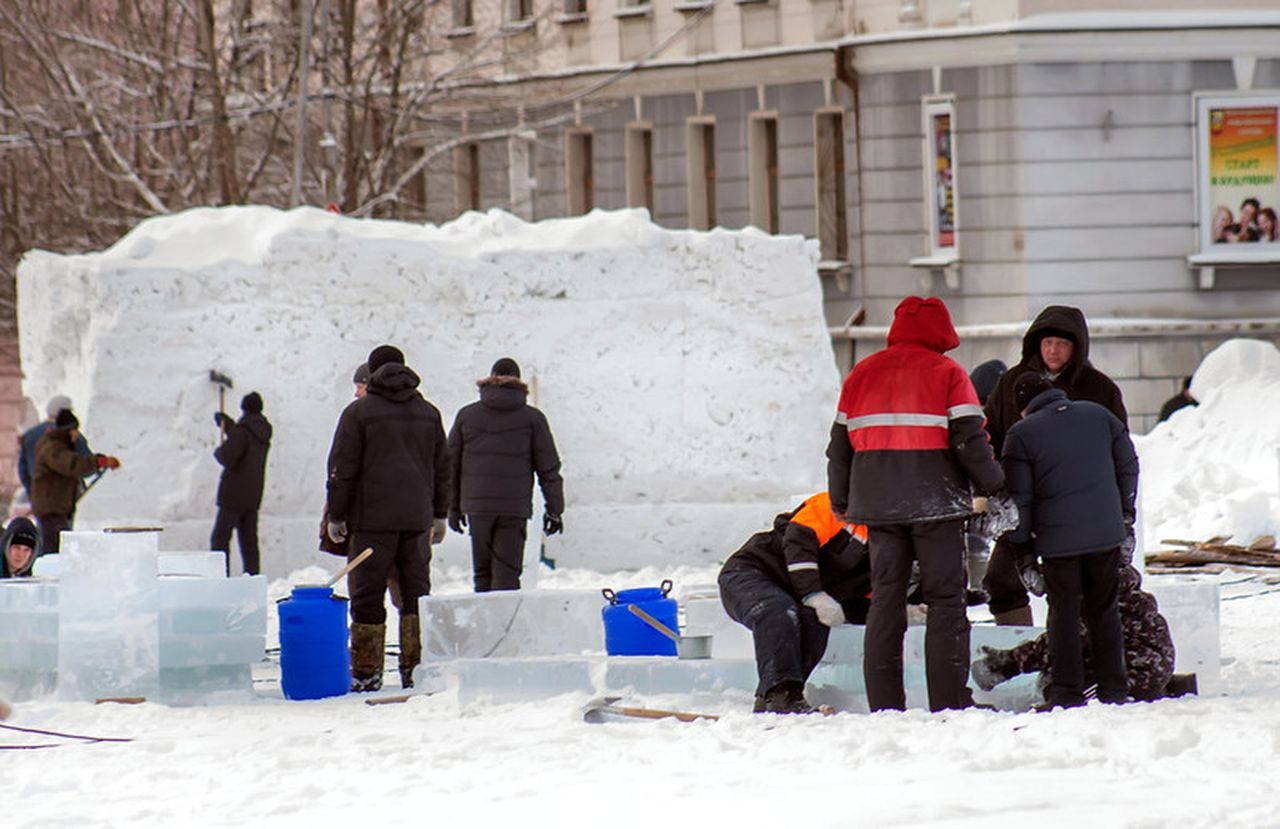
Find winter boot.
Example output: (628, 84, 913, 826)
(970, 645, 1020, 692)
(398, 613, 422, 690)
(752, 695, 767, 713)
(1165, 673, 1199, 698)
(763, 682, 815, 714)
(350, 622, 386, 693)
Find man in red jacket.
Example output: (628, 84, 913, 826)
(827, 296, 1006, 712)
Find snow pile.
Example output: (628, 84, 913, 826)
(17, 207, 838, 578)
(1137, 338, 1280, 546)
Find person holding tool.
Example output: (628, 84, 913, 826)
(211, 392, 273, 576)
(32, 409, 120, 554)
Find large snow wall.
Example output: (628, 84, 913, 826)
(17, 206, 840, 580)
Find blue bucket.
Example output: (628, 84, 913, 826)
(278, 585, 351, 700)
(601, 579, 678, 656)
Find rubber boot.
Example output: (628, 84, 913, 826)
(993, 606, 1034, 627)
(350, 622, 385, 692)
(763, 681, 815, 714)
(398, 613, 421, 689)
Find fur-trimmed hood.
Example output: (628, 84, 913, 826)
(477, 374, 528, 411)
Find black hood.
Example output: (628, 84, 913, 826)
(478, 375, 528, 412)
(369, 363, 423, 403)
(1021, 305, 1092, 383)
(239, 412, 273, 445)
(1, 516, 41, 577)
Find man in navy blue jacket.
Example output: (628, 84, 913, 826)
(1002, 373, 1138, 708)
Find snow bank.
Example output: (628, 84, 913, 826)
(17, 207, 839, 578)
(1137, 339, 1280, 547)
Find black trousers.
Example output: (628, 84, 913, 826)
(864, 519, 973, 712)
(210, 507, 261, 575)
(468, 514, 527, 592)
(1042, 548, 1128, 707)
(37, 513, 70, 555)
(349, 530, 431, 625)
(718, 568, 830, 697)
(983, 535, 1029, 615)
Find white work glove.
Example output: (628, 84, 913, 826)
(803, 591, 846, 627)
(430, 517, 447, 545)
(326, 519, 348, 544)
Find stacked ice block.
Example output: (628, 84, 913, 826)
(58, 531, 162, 701)
(0, 579, 59, 699)
(419, 589, 605, 659)
(0, 531, 267, 703)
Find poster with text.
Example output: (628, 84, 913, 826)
(1199, 99, 1280, 247)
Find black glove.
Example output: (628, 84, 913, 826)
(1016, 553, 1046, 597)
(448, 511, 467, 534)
(213, 411, 232, 428)
(1119, 522, 1136, 567)
(543, 514, 563, 535)
(970, 491, 1018, 540)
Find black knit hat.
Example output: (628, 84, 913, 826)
(1014, 373, 1055, 413)
(10, 528, 38, 549)
(368, 344, 405, 374)
(241, 392, 263, 414)
(1036, 327, 1076, 345)
(491, 357, 521, 379)
(352, 362, 370, 385)
(55, 409, 79, 430)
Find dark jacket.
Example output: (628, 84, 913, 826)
(721, 492, 871, 612)
(448, 375, 564, 519)
(826, 297, 1004, 524)
(214, 412, 272, 511)
(1, 516, 41, 578)
(984, 306, 1127, 459)
(1002, 388, 1139, 558)
(32, 428, 100, 517)
(18, 421, 91, 495)
(327, 363, 450, 532)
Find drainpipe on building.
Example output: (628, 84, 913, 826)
(834, 45, 868, 369)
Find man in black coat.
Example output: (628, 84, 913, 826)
(210, 392, 272, 576)
(448, 358, 564, 592)
(326, 345, 450, 691)
(1001, 373, 1138, 708)
(982, 305, 1128, 626)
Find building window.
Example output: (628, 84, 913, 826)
(625, 122, 655, 213)
(454, 142, 480, 213)
(564, 0, 588, 14)
(814, 108, 848, 261)
(510, 0, 534, 21)
(565, 127, 594, 216)
(452, 0, 474, 28)
(686, 118, 716, 230)
(748, 112, 779, 233)
(921, 95, 958, 258)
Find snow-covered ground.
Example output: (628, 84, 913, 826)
(3, 568, 1278, 827)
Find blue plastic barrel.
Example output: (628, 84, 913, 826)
(601, 580, 679, 656)
(278, 585, 351, 700)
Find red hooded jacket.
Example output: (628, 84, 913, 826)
(826, 297, 1004, 524)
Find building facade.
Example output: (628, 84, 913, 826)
(409, 1, 1280, 430)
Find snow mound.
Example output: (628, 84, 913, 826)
(17, 206, 838, 578)
(1137, 338, 1280, 547)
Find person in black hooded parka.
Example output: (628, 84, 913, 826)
(327, 345, 450, 691)
(981, 306, 1128, 625)
(448, 358, 564, 592)
(1, 516, 41, 579)
(210, 392, 272, 576)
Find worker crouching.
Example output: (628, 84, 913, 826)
(718, 492, 871, 714)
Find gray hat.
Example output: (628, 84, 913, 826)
(352, 362, 370, 385)
(46, 394, 73, 419)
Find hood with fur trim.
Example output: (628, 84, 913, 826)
(478, 374, 528, 412)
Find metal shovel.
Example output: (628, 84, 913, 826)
(626, 603, 713, 660)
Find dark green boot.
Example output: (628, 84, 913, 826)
(398, 613, 421, 689)
(350, 622, 385, 692)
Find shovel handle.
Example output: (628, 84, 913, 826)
(327, 547, 374, 587)
(627, 603, 680, 643)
